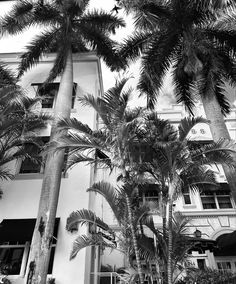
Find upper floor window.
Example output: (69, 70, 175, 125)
(183, 188, 192, 205)
(31, 83, 77, 109)
(139, 184, 159, 211)
(19, 137, 68, 175)
(200, 184, 233, 209)
(19, 137, 49, 174)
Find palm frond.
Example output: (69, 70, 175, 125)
(87, 181, 124, 222)
(0, 62, 17, 86)
(44, 42, 68, 83)
(204, 27, 236, 56)
(0, 0, 34, 35)
(70, 234, 115, 260)
(81, 10, 125, 34)
(78, 95, 111, 126)
(172, 60, 196, 115)
(63, 152, 96, 172)
(119, 32, 152, 63)
(18, 27, 60, 77)
(178, 117, 208, 141)
(78, 23, 125, 71)
(133, 2, 171, 31)
(66, 209, 111, 232)
(192, 139, 236, 168)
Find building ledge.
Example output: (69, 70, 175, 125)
(14, 173, 68, 180)
(180, 209, 236, 218)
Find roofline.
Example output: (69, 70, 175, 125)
(0, 50, 104, 95)
(0, 51, 100, 63)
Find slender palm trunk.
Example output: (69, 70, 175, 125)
(167, 199, 173, 284)
(25, 48, 73, 284)
(125, 193, 144, 284)
(201, 93, 236, 203)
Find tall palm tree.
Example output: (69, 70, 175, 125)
(55, 79, 146, 284)
(0, 1, 125, 283)
(119, 0, 236, 202)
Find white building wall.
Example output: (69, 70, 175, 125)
(0, 52, 103, 284)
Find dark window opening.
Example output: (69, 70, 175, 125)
(197, 259, 205, 270)
(32, 83, 77, 109)
(183, 189, 191, 205)
(138, 184, 159, 210)
(19, 137, 49, 174)
(0, 219, 59, 275)
(0, 247, 24, 275)
(200, 184, 232, 209)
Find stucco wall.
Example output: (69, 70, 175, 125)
(0, 53, 102, 284)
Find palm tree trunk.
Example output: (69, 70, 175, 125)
(25, 48, 73, 284)
(201, 93, 236, 203)
(167, 199, 173, 284)
(125, 193, 144, 284)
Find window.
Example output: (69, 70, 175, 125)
(217, 262, 232, 272)
(200, 184, 233, 209)
(32, 83, 77, 109)
(139, 184, 159, 211)
(197, 259, 206, 270)
(0, 219, 59, 276)
(0, 246, 25, 275)
(183, 189, 192, 205)
(19, 137, 49, 174)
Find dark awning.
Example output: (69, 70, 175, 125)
(186, 236, 217, 253)
(0, 218, 60, 245)
(215, 231, 236, 256)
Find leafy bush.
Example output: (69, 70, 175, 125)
(177, 268, 236, 284)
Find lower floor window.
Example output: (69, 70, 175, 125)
(0, 246, 25, 275)
(0, 219, 59, 276)
(217, 261, 232, 272)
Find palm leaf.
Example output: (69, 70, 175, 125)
(87, 181, 123, 221)
(18, 27, 61, 77)
(77, 22, 125, 71)
(0, 0, 34, 35)
(0, 62, 17, 86)
(70, 234, 115, 260)
(81, 10, 125, 34)
(66, 209, 111, 232)
(119, 32, 152, 63)
(178, 117, 208, 141)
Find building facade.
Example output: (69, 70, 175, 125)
(0, 52, 103, 284)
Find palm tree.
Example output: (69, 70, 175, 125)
(136, 114, 236, 284)
(119, 0, 236, 202)
(55, 81, 236, 284)
(55, 79, 146, 284)
(0, 1, 125, 283)
(0, 65, 49, 183)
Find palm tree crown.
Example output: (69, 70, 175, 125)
(119, 0, 236, 111)
(0, 0, 126, 80)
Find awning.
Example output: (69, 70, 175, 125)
(215, 231, 236, 256)
(186, 236, 217, 253)
(0, 218, 60, 245)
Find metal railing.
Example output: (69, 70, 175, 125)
(91, 272, 129, 284)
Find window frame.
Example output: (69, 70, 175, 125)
(19, 137, 50, 175)
(31, 82, 77, 110)
(200, 185, 234, 210)
(0, 242, 30, 277)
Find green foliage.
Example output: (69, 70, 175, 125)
(0, 0, 126, 80)
(178, 268, 236, 284)
(119, 0, 236, 111)
(0, 67, 49, 183)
